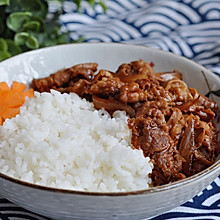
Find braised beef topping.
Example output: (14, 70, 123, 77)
(128, 106, 184, 185)
(32, 60, 219, 186)
(32, 63, 97, 92)
(154, 70, 182, 87)
(116, 60, 155, 83)
(89, 70, 124, 98)
(119, 83, 147, 104)
(55, 79, 91, 97)
(92, 95, 135, 118)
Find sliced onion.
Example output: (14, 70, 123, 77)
(117, 72, 149, 83)
(179, 115, 195, 176)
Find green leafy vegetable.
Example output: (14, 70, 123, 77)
(0, 38, 8, 51)
(0, 38, 10, 60)
(26, 35, 39, 49)
(5, 39, 22, 55)
(14, 32, 39, 49)
(7, 12, 32, 32)
(0, 0, 107, 61)
(0, 0, 9, 6)
(22, 21, 41, 32)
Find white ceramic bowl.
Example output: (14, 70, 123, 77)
(0, 43, 219, 220)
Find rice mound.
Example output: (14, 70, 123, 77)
(0, 90, 153, 192)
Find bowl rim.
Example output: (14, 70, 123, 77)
(0, 42, 219, 196)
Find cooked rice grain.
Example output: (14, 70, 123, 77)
(0, 90, 153, 192)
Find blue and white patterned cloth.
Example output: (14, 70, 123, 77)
(0, 0, 219, 219)
(60, 0, 220, 77)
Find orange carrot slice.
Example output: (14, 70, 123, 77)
(22, 88, 34, 102)
(12, 81, 34, 102)
(0, 91, 11, 104)
(12, 81, 27, 93)
(0, 81, 35, 125)
(1, 108, 20, 120)
(5, 92, 23, 108)
(0, 82, 10, 91)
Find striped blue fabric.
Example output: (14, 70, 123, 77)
(60, 0, 220, 76)
(0, 0, 219, 219)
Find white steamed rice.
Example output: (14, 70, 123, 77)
(0, 90, 153, 192)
